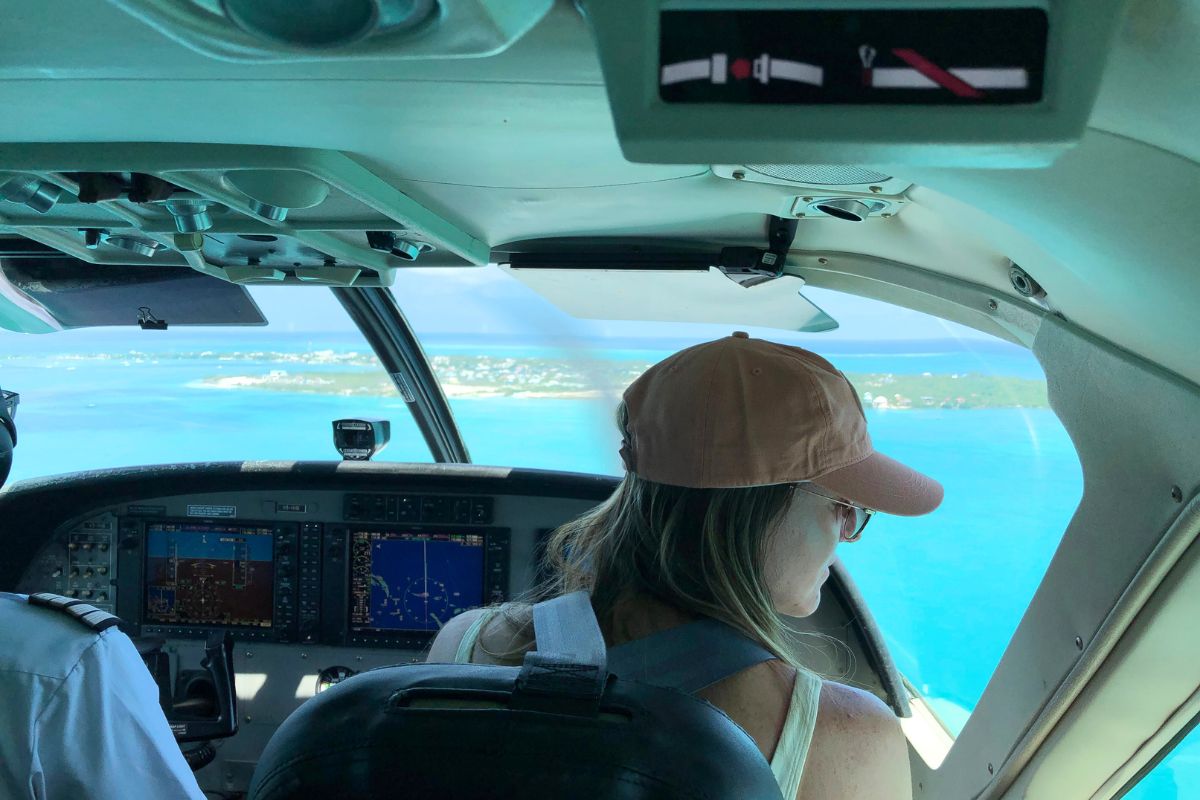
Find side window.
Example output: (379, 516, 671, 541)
(1122, 723, 1200, 799)
(828, 293, 1084, 736)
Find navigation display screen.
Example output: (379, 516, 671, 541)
(660, 8, 1048, 105)
(350, 530, 485, 633)
(144, 522, 275, 628)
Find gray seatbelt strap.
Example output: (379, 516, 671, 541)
(607, 618, 777, 694)
(516, 591, 608, 706)
(531, 590, 607, 670)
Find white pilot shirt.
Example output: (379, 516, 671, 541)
(0, 593, 205, 800)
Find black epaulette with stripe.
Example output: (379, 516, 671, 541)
(28, 592, 124, 632)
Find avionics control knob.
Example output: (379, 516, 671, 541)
(98, 542, 110, 552)
(69, 567, 79, 577)
(97, 566, 109, 576)
(81, 589, 93, 598)
(65, 589, 78, 598)
(68, 543, 78, 551)
(81, 543, 93, 551)
(50, 567, 63, 577)
(96, 592, 108, 602)
(83, 568, 94, 578)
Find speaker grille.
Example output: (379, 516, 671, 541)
(745, 165, 892, 185)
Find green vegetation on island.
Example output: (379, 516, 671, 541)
(192, 353, 1049, 410)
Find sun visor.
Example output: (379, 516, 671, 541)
(0, 257, 266, 331)
(502, 266, 837, 333)
(580, 0, 1128, 167)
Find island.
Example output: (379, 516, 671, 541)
(192, 353, 1050, 410)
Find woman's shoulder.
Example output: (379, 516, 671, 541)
(427, 603, 533, 665)
(801, 679, 911, 799)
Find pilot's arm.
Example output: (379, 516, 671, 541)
(0, 594, 205, 800)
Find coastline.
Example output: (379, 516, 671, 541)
(188, 366, 1050, 410)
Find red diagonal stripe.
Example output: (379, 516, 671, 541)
(892, 48, 984, 98)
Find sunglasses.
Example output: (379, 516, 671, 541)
(791, 482, 874, 542)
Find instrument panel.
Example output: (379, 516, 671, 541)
(16, 487, 545, 651)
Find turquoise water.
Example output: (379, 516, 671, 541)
(0, 333, 1081, 738)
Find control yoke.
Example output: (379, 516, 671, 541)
(139, 631, 238, 743)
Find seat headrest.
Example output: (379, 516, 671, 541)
(247, 662, 783, 800)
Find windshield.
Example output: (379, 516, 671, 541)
(0, 266, 1084, 746)
(0, 287, 429, 482)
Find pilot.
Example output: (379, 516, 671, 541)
(430, 332, 943, 800)
(0, 399, 205, 800)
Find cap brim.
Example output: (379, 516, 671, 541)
(814, 451, 943, 517)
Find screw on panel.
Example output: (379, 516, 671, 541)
(301, 652, 308, 659)
(988, 764, 994, 775)
(817, 257, 829, 265)
(1074, 636, 1084, 650)
(881, 213, 892, 218)
(869, 186, 883, 193)
(802, 196, 814, 202)
(1171, 486, 1184, 502)
(732, 170, 745, 180)
(988, 299, 999, 311)
(245, 715, 253, 723)
(245, 651, 253, 658)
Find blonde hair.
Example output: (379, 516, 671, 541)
(478, 402, 804, 669)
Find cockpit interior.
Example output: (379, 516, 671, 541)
(0, 0, 1198, 798)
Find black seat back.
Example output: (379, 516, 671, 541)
(248, 592, 784, 800)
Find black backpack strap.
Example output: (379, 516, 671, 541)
(607, 618, 777, 694)
(515, 591, 608, 712)
(27, 591, 124, 633)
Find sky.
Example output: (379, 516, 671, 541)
(247, 265, 994, 343)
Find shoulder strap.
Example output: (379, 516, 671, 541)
(607, 618, 777, 694)
(515, 591, 608, 711)
(28, 591, 124, 632)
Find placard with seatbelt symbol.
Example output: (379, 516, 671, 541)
(659, 8, 1046, 105)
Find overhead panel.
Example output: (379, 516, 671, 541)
(0, 143, 489, 295)
(581, 0, 1129, 167)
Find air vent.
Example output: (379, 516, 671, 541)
(218, 0, 438, 49)
(746, 165, 893, 185)
(106, 0, 553, 62)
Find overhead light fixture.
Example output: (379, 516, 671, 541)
(154, 193, 223, 233)
(0, 176, 65, 214)
(366, 230, 434, 261)
(220, 0, 438, 49)
(103, 235, 164, 258)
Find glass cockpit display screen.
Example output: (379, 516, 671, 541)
(144, 522, 275, 628)
(350, 530, 486, 632)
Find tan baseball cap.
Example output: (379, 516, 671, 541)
(619, 332, 943, 516)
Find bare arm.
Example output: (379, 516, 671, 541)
(426, 607, 488, 662)
(799, 682, 912, 800)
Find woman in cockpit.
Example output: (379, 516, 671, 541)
(429, 331, 943, 800)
